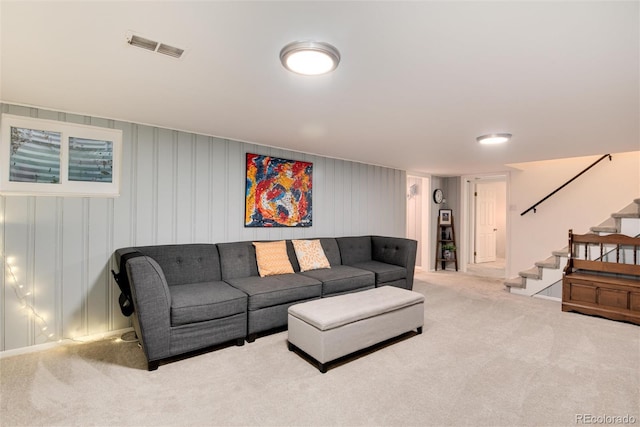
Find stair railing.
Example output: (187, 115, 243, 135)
(533, 232, 640, 298)
(521, 154, 612, 216)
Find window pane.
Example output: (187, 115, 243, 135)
(10, 126, 61, 183)
(68, 137, 113, 183)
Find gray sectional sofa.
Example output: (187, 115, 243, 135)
(114, 235, 417, 370)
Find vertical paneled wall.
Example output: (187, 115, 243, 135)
(0, 103, 407, 351)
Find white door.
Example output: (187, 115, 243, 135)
(475, 182, 497, 263)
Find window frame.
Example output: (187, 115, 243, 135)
(0, 114, 122, 197)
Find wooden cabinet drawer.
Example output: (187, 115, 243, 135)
(568, 282, 597, 304)
(630, 292, 640, 312)
(599, 288, 628, 309)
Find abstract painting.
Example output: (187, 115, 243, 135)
(245, 153, 312, 227)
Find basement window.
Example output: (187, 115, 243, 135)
(0, 114, 122, 197)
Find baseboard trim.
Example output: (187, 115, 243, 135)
(0, 327, 134, 359)
(532, 294, 561, 302)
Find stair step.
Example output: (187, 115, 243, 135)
(508, 199, 639, 298)
(590, 225, 618, 233)
(535, 256, 559, 269)
(519, 267, 541, 280)
(612, 212, 640, 219)
(552, 247, 569, 257)
(504, 277, 525, 289)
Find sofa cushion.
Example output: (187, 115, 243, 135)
(371, 236, 415, 266)
(318, 238, 342, 266)
(292, 239, 331, 272)
(218, 241, 260, 280)
(225, 274, 322, 311)
(300, 265, 375, 296)
(351, 260, 407, 284)
(336, 236, 372, 265)
(136, 244, 222, 286)
(170, 281, 247, 327)
(253, 241, 295, 277)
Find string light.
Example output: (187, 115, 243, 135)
(3, 254, 134, 346)
(3, 253, 56, 341)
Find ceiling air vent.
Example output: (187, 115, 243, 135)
(128, 34, 158, 52)
(156, 43, 184, 59)
(126, 32, 185, 59)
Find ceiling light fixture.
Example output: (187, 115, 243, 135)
(476, 133, 512, 145)
(280, 41, 341, 76)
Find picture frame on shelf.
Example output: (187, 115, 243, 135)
(439, 208, 452, 225)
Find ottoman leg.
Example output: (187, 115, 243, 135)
(318, 362, 327, 374)
(287, 341, 294, 351)
(417, 326, 423, 334)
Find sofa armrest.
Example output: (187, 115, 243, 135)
(371, 236, 418, 289)
(126, 256, 172, 363)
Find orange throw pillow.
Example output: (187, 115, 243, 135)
(253, 241, 295, 277)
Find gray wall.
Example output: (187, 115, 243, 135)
(0, 103, 407, 351)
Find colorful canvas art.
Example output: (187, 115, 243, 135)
(245, 153, 312, 227)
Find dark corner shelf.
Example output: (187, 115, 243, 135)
(435, 212, 458, 271)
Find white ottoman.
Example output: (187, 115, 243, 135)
(287, 286, 424, 373)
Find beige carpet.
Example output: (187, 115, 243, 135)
(1, 270, 639, 427)
(465, 258, 506, 279)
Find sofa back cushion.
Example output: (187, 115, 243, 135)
(134, 244, 221, 286)
(318, 238, 342, 266)
(217, 241, 260, 280)
(336, 236, 372, 265)
(371, 236, 416, 266)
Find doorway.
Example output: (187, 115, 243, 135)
(465, 176, 507, 279)
(406, 176, 429, 268)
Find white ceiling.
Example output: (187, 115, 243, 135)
(1, 1, 638, 176)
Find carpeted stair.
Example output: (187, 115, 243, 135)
(505, 199, 640, 298)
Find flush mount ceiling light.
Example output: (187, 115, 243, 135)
(280, 41, 341, 76)
(476, 133, 512, 145)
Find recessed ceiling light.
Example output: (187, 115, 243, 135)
(280, 41, 341, 76)
(477, 133, 512, 145)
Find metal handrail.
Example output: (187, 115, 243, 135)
(520, 154, 612, 216)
